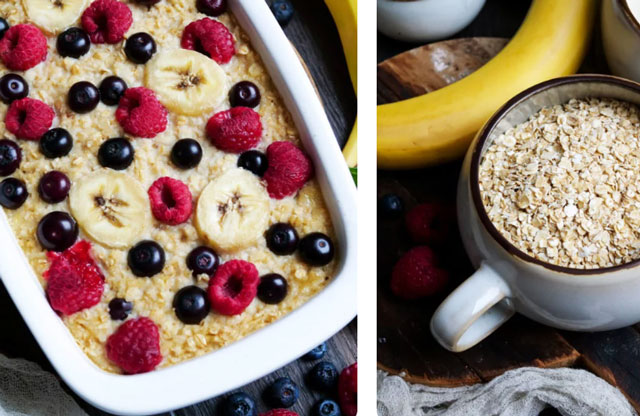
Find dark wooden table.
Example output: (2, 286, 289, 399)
(0, 1, 357, 415)
(377, 1, 640, 415)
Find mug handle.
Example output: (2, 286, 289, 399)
(430, 262, 515, 352)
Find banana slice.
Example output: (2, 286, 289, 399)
(145, 49, 228, 116)
(195, 169, 269, 253)
(69, 171, 150, 248)
(23, 0, 88, 35)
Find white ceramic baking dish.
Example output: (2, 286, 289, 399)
(0, 0, 357, 414)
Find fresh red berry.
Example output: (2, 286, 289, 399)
(405, 202, 456, 245)
(208, 260, 259, 316)
(390, 246, 449, 300)
(181, 17, 235, 64)
(82, 0, 133, 44)
(44, 240, 105, 316)
(263, 141, 313, 199)
(260, 410, 298, 416)
(148, 177, 192, 225)
(116, 87, 168, 138)
(5, 98, 55, 141)
(106, 317, 162, 374)
(206, 107, 262, 153)
(0, 24, 47, 71)
(339, 362, 357, 416)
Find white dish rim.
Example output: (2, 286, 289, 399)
(0, 0, 357, 414)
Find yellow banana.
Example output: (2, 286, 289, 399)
(377, 0, 595, 170)
(324, 0, 357, 167)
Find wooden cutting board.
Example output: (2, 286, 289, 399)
(377, 38, 640, 412)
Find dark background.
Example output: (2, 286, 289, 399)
(0, 0, 357, 415)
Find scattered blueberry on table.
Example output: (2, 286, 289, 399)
(306, 361, 339, 392)
(264, 376, 300, 408)
(303, 342, 327, 361)
(219, 391, 258, 416)
(312, 398, 341, 416)
(269, 0, 295, 27)
(378, 193, 404, 219)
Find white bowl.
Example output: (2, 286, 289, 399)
(377, 0, 486, 43)
(0, 0, 357, 414)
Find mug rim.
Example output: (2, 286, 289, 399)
(469, 73, 640, 275)
(618, 0, 640, 38)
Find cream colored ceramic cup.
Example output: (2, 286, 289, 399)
(431, 75, 640, 352)
(602, 0, 640, 82)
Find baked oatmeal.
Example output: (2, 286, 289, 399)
(0, 0, 337, 373)
(479, 97, 640, 269)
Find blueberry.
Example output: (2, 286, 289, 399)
(306, 361, 338, 392)
(269, 0, 294, 27)
(171, 139, 202, 169)
(237, 150, 268, 177)
(0, 74, 28, 104)
(0, 177, 27, 209)
(36, 211, 78, 252)
(128, 240, 165, 277)
(99, 76, 128, 106)
(0, 139, 21, 176)
(378, 193, 403, 219)
(229, 81, 261, 108)
(299, 232, 334, 266)
(257, 273, 288, 304)
(125, 32, 157, 64)
(108, 298, 133, 320)
(218, 391, 257, 416)
(0, 18, 9, 40)
(56, 28, 91, 59)
(303, 342, 327, 361)
(312, 399, 342, 416)
(263, 376, 299, 408)
(40, 128, 73, 159)
(173, 285, 210, 324)
(266, 223, 299, 255)
(133, 0, 161, 6)
(98, 138, 134, 170)
(196, 0, 227, 16)
(38, 171, 71, 203)
(68, 81, 100, 114)
(186, 246, 219, 277)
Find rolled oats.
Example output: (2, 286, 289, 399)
(479, 98, 640, 269)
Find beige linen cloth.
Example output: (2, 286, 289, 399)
(378, 367, 637, 416)
(0, 354, 87, 416)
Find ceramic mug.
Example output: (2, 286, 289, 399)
(602, 0, 640, 82)
(431, 74, 640, 352)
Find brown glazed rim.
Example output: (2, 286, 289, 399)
(618, 0, 640, 37)
(469, 74, 640, 275)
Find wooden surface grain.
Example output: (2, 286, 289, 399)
(376, 1, 640, 415)
(0, 1, 356, 415)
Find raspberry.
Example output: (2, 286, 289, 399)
(148, 177, 193, 225)
(116, 87, 168, 138)
(208, 260, 259, 316)
(0, 24, 47, 71)
(260, 410, 298, 416)
(339, 363, 357, 416)
(206, 107, 262, 153)
(44, 240, 105, 316)
(405, 202, 456, 245)
(5, 98, 55, 141)
(391, 246, 449, 300)
(81, 0, 133, 44)
(181, 18, 235, 64)
(263, 141, 313, 199)
(106, 317, 162, 374)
